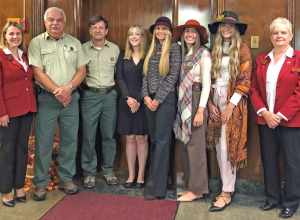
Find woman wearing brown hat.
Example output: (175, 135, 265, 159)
(142, 16, 181, 200)
(174, 19, 211, 202)
(207, 10, 252, 211)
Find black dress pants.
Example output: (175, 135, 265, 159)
(144, 92, 176, 197)
(259, 125, 300, 210)
(0, 113, 33, 193)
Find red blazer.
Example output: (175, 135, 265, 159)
(250, 50, 300, 127)
(0, 49, 36, 118)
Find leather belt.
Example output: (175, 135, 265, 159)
(81, 84, 115, 94)
(192, 82, 202, 91)
(36, 85, 77, 95)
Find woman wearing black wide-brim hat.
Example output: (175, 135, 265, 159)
(206, 10, 252, 212)
(142, 16, 181, 200)
(208, 10, 248, 35)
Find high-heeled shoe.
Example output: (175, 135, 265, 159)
(2, 199, 15, 207)
(135, 182, 145, 189)
(123, 181, 136, 188)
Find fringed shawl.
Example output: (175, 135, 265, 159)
(207, 43, 252, 169)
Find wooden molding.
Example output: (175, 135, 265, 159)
(73, 0, 82, 38)
(287, 0, 295, 47)
(172, 0, 179, 25)
(31, 0, 45, 37)
(217, 0, 225, 15)
(211, 0, 225, 21)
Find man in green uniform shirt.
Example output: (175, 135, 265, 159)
(28, 7, 88, 201)
(81, 15, 120, 189)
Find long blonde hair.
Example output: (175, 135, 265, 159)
(124, 25, 146, 60)
(143, 29, 172, 76)
(211, 26, 241, 81)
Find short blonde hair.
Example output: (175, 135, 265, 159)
(270, 17, 293, 36)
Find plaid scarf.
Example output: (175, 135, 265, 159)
(174, 47, 205, 144)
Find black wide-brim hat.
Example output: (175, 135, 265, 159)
(175, 19, 209, 44)
(149, 16, 173, 33)
(208, 10, 248, 35)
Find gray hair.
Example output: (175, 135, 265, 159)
(44, 7, 66, 23)
(270, 17, 293, 35)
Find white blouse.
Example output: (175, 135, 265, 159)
(212, 55, 242, 106)
(256, 46, 293, 121)
(187, 48, 211, 108)
(3, 47, 28, 71)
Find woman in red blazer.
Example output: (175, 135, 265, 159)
(250, 17, 300, 218)
(0, 22, 36, 207)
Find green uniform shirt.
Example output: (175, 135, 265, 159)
(28, 32, 88, 86)
(82, 40, 120, 88)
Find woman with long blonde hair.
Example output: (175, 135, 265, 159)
(116, 25, 148, 189)
(142, 16, 181, 200)
(207, 11, 252, 211)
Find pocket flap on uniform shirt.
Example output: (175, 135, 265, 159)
(41, 48, 56, 55)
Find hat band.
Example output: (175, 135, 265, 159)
(155, 21, 171, 28)
(223, 16, 238, 23)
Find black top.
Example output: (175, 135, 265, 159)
(117, 56, 144, 101)
(116, 55, 147, 135)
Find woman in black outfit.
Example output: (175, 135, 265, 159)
(117, 25, 148, 188)
(142, 16, 181, 199)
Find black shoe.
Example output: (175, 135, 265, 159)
(33, 188, 47, 201)
(144, 193, 165, 200)
(59, 181, 79, 195)
(144, 194, 156, 200)
(15, 195, 27, 203)
(279, 207, 296, 218)
(135, 182, 144, 189)
(2, 199, 15, 207)
(209, 193, 232, 212)
(259, 201, 278, 211)
(123, 182, 136, 188)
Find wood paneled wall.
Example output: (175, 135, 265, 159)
(46, 0, 81, 37)
(0, 0, 32, 46)
(80, 0, 173, 45)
